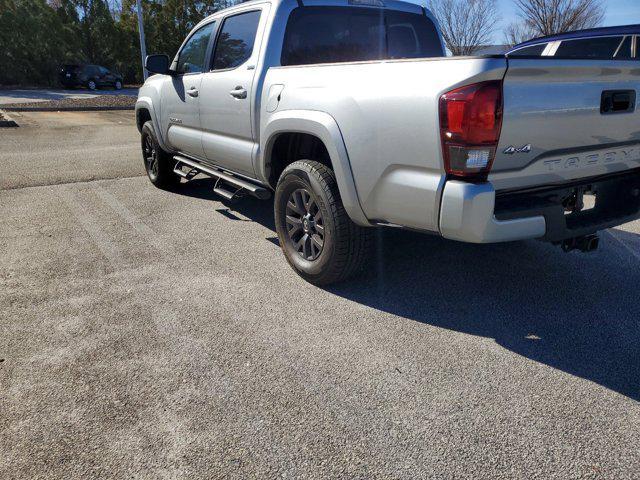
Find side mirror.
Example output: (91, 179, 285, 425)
(145, 54, 170, 75)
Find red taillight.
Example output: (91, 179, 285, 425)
(439, 81, 503, 181)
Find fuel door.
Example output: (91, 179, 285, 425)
(266, 84, 284, 113)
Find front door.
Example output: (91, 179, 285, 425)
(199, 8, 267, 177)
(160, 21, 216, 159)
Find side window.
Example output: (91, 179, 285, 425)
(98, 66, 109, 75)
(554, 36, 624, 59)
(385, 10, 442, 59)
(509, 43, 547, 57)
(176, 22, 216, 74)
(614, 36, 632, 59)
(212, 11, 261, 70)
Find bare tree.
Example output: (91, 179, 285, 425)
(503, 22, 538, 45)
(508, 0, 605, 45)
(428, 0, 501, 56)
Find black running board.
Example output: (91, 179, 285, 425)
(173, 155, 271, 201)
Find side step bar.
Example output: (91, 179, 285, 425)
(173, 155, 271, 201)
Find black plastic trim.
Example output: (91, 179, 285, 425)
(495, 169, 640, 242)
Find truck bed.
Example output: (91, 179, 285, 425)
(263, 55, 640, 234)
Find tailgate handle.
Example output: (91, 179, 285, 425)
(601, 90, 635, 114)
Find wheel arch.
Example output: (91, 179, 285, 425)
(260, 110, 370, 226)
(135, 98, 171, 152)
(136, 106, 151, 133)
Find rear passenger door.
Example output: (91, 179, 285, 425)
(199, 6, 268, 177)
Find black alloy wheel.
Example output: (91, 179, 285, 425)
(285, 188, 325, 261)
(143, 133, 159, 181)
(139, 121, 180, 189)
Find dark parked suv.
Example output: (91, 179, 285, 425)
(59, 64, 124, 90)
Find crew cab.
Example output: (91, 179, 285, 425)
(136, 0, 640, 285)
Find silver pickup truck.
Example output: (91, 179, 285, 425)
(136, 0, 640, 285)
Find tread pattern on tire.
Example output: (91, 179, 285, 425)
(278, 160, 373, 285)
(142, 121, 180, 190)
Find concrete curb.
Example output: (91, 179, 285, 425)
(0, 109, 19, 128)
(2, 105, 135, 112)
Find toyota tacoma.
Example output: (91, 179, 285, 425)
(136, 0, 640, 285)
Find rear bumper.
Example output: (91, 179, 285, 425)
(439, 169, 640, 243)
(439, 181, 546, 243)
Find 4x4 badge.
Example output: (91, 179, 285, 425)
(504, 144, 532, 155)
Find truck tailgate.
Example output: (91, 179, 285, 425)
(490, 58, 640, 191)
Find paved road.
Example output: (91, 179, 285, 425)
(0, 111, 141, 190)
(1, 112, 639, 479)
(0, 88, 138, 105)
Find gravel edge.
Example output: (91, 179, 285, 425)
(3, 105, 134, 112)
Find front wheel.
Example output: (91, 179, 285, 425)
(141, 121, 180, 189)
(274, 160, 372, 285)
(87, 80, 97, 90)
(115, 80, 122, 90)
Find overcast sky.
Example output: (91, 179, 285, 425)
(414, 0, 640, 44)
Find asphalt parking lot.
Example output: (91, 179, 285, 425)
(1, 111, 639, 479)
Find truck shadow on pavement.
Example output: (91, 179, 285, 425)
(179, 179, 640, 401)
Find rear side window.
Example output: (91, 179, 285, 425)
(554, 36, 624, 59)
(509, 43, 547, 57)
(281, 7, 443, 66)
(614, 36, 632, 59)
(212, 11, 261, 70)
(176, 22, 216, 74)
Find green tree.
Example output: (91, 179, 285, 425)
(0, 0, 81, 85)
(117, 0, 237, 83)
(73, 0, 119, 64)
(0, 0, 240, 86)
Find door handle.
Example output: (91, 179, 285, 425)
(229, 86, 247, 99)
(186, 87, 199, 98)
(601, 90, 635, 114)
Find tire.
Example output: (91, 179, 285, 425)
(141, 121, 180, 189)
(115, 80, 122, 90)
(87, 80, 97, 90)
(274, 160, 372, 285)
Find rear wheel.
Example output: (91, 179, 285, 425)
(87, 80, 97, 90)
(141, 121, 180, 189)
(115, 80, 122, 90)
(274, 160, 372, 285)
